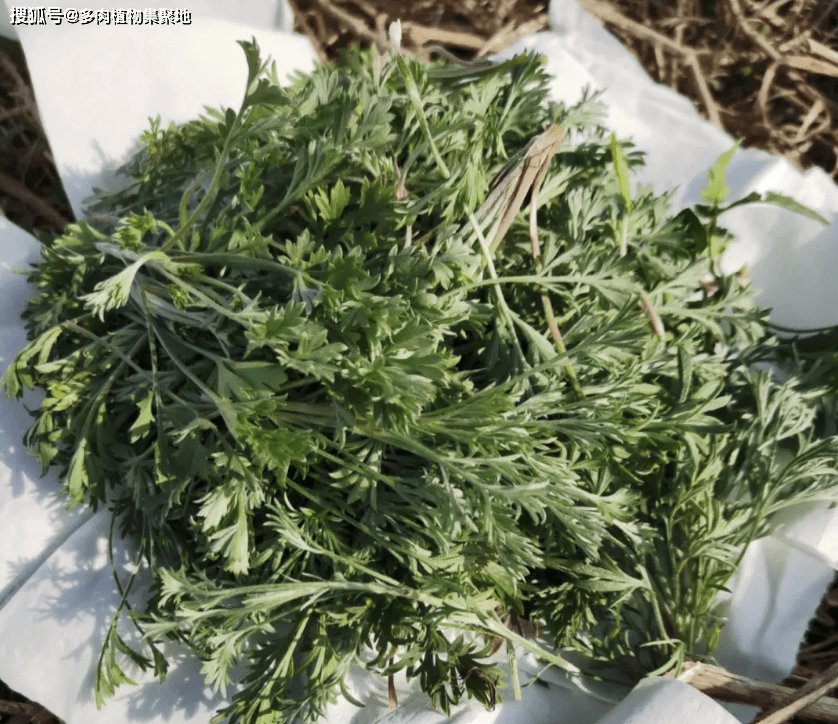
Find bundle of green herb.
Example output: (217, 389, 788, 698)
(5, 38, 838, 724)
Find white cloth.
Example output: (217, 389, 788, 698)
(2, 1, 838, 721)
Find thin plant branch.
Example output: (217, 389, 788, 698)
(671, 660, 838, 722)
(750, 659, 838, 724)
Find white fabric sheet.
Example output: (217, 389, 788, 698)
(1, 1, 838, 722)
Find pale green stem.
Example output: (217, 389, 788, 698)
(160, 110, 244, 253)
(540, 293, 585, 399)
(394, 54, 450, 180)
(469, 212, 528, 373)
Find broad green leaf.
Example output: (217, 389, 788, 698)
(66, 437, 90, 506)
(129, 392, 155, 442)
(717, 190, 830, 226)
(701, 141, 741, 205)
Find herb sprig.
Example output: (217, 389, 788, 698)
(4, 38, 837, 724)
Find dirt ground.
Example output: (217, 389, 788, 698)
(3, 1, 838, 722)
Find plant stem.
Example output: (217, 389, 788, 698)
(393, 54, 450, 180)
(540, 293, 585, 399)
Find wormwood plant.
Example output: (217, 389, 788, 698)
(5, 37, 838, 724)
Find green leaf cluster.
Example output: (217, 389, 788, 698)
(4, 39, 838, 723)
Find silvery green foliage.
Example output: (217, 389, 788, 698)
(5, 40, 837, 724)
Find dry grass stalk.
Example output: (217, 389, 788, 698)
(570, 0, 838, 187)
(751, 660, 838, 722)
(671, 661, 838, 723)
